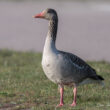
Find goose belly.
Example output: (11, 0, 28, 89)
(42, 55, 76, 84)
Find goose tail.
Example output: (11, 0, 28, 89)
(89, 74, 104, 87)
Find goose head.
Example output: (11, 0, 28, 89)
(33, 8, 58, 20)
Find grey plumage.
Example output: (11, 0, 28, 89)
(40, 8, 104, 86)
(58, 51, 104, 85)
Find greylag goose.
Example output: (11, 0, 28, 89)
(33, 8, 104, 107)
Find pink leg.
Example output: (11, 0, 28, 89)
(70, 87, 77, 107)
(57, 87, 64, 107)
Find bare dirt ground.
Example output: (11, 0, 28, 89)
(0, 1, 110, 62)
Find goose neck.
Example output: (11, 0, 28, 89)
(47, 18, 58, 43)
(44, 18, 58, 52)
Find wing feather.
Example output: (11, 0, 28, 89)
(59, 50, 97, 76)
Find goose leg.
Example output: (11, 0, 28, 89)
(57, 86, 64, 107)
(70, 86, 77, 106)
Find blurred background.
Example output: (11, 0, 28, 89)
(0, 0, 110, 62)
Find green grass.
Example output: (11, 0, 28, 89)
(0, 49, 109, 110)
